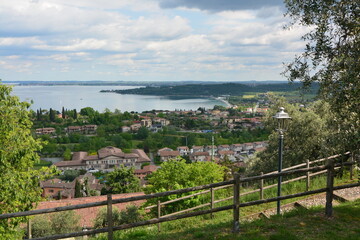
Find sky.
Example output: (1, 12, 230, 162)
(0, 0, 309, 82)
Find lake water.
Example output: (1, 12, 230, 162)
(11, 85, 226, 112)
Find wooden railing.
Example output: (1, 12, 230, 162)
(0, 153, 358, 240)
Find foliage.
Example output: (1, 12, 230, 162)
(0, 83, 55, 239)
(29, 211, 80, 238)
(104, 166, 141, 194)
(144, 159, 224, 214)
(58, 169, 82, 182)
(63, 148, 72, 160)
(93, 205, 142, 229)
(283, 0, 360, 153)
(250, 97, 338, 174)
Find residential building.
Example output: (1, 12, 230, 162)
(121, 126, 131, 133)
(54, 146, 150, 172)
(231, 144, 243, 155)
(177, 146, 189, 156)
(218, 150, 236, 161)
(190, 152, 210, 162)
(158, 151, 180, 162)
(191, 146, 204, 153)
(218, 145, 231, 151)
(35, 127, 56, 135)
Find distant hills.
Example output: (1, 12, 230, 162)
(102, 82, 319, 97)
(3, 80, 289, 87)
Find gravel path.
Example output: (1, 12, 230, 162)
(245, 185, 360, 219)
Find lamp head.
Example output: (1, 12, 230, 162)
(273, 107, 291, 132)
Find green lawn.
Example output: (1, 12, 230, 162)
(91, 199, 360, 240)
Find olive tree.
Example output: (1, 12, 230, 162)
(283, 0, 360, 153)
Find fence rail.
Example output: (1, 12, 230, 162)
(1, 153, 358, 240)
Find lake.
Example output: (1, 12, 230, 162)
(10, 85, 226, 112)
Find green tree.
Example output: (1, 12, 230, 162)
(62, 106, 65, 119)
(144, 159, 224, 214)
(136, 126, 149, 140)
(283, 0, 360, 153)
(49, 108, 56, 122)
(75, 179, 82, 198)
(0, 84, 53, 238)
(29, 211, 80, 238)
(73, 109, 77, 119)
(250, 98, 336, 175)
(63, 148, 72, 160)
(104, 166, 141, 194)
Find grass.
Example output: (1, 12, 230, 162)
(90, 172, 359, 240)
(33, 159, 52, 169)
(91, 199, 360, 240)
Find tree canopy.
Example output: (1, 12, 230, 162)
(103, 165, 141, 194)
(250, 97, 337, 174)
(144, 159, 224, 214)
(283, 0, 360, 152)
(0, 84, 53, 238)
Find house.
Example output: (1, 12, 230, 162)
(231, 144, 243, 155)
(158, 151, 180, 162)
(243, 143, 255, 151)
(153, 117, 170, 126)
(40, 173, 104, 200)
(130, 123, 142, 132)
(82, 125, 97, 134)
(141, 119, 152, 128)
(150, 123, 162, 133)
(191, 146, 204, 153)
(177, 146, 189, 156)
(190, 152, 210, 162)
(121, 126, 131, 133)
(157, 147, 173, 156)
(40, 178, 74, 199)
(204, 145, 218, 155)
(55, 146, 150, 172)
(134, 165, 158, 181)
(66, 126, 82, 134)
(218, 145, 230, 151)
(35, 127, 56, 135)
(218, 150, 236, 161)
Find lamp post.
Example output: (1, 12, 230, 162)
(273, 107, 291, 215)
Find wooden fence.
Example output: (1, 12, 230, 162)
(0, 153, 359, 240)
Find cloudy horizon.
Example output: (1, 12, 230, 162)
(0, 0, 309, 82)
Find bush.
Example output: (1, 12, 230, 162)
(93, 205, 142, 229)
(29, 211, 80, 238)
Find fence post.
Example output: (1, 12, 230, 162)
(27, 218, 32, 239)
(107, 194, 113, 240)
(210, 187, 214, 219)
(233, 173, 240, 233)
(306, 160, 310, 191)
(260, 172, 264, 200)
(325, 159, 335, 217)
(157, 200, 161, 232)
(350, 153, 354, 180)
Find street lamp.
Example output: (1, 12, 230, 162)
(273, 107, 291, 214)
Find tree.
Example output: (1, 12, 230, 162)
(73, 109, 77, 119)
(49, 108, 56, 122)
(63, 148, 72, 160)
(144, 159, 224, 214)
(249, 97, 336, 175)
(62, 106, 65, 119)
(104, 166, 141, 194)
(0, 83, 53, 238)
(136, 126, 149, 140)
(75, 179, 82, 198)
(29, 211, 80, 238)
(283, 0, 360, 153)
